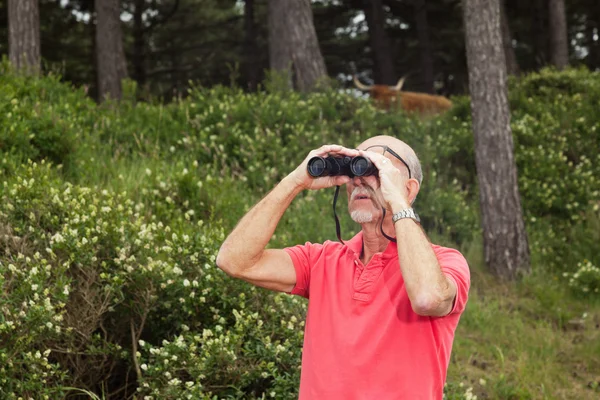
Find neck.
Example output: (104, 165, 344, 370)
(359, 216, 394, 264)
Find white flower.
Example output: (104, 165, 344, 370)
(145, 168, 152, 176)
(183, 279, 190, 287)
(51, 233, 65, 244)
(141, 363, 148, 371)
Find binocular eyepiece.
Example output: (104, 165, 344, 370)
(307, 155, 377, 178)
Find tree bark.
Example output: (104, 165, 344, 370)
(549, 0, 569, 69)
(591, 1, 600, 71)
(269, 0, 293, 88)
(463, 0, 530, 280)
(414, 0, 434, 93)
(8, 0, 41, 74)
(243, 0, 260, 91)
(500, 0, 519, 75)
(532, 0, 549, 68)
(96, 0, 128, 101)
(268, 0, 328, 91)
(362, 0, 396, 85)
(132, 0, 146, 87)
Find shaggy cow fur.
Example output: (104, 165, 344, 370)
(353, 76, 452, 115)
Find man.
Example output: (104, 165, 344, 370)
(216, 135, 470, 399)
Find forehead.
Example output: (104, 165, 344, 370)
(357, 135, 404, 150)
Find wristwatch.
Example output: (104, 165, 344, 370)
(392, 208, 420, 223)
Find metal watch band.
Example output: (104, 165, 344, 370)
(392, 208, 420, 223)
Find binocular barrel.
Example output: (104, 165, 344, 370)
(307, 156, 377, 178)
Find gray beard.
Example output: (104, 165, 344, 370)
(351, 210, 374, 223)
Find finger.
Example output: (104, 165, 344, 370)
(331, 175, 351, 186)
(359, 150, 391, 170)
(327, 146, 360, 157)
(312, 145, 359, 158)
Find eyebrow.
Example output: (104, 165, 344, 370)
(363, 145, 412, 179)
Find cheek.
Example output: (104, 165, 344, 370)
(364, 176, 379, 188)
(346, 183, 355, 197)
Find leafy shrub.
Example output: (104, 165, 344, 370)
(0, 61, 96, 175)
(565, 260, 600, 298)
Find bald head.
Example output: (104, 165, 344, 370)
(357, 135, 423, 185)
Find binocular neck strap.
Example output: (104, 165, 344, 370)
(380, 208, 397, 243)
(333, 186, 345, 245)
(332, 186, 397, 245)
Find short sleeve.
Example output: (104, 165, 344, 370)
(283, 242, 324, 298)
(434, 246, 471, 315)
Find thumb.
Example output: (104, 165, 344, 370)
(331, 175, 351, 186)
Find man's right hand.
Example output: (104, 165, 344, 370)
(287, 144, 360, 191)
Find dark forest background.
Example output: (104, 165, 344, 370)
(2, 0, 599, 101)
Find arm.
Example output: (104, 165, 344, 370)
(392, 218, 457, 317)
(361, 150, 457, 317)
(216, 145, 358, 293)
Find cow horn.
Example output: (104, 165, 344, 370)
(394, 77, 406, 91)
(353, 75, 372, 91)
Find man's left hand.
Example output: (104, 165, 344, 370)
(359, 150, 412, 211)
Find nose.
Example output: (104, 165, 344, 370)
(352, 176, 364, 186)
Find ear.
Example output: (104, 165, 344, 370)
(406, 178, 420, 205)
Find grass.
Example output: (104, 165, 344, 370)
(446, 243, 600, 399)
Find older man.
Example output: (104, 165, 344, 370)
(217, 135, 470, 399)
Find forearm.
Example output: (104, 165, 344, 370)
(394, 218, 455, 316)
(216, 176, 303, 274)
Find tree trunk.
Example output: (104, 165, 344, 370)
(414, 0, 434, 93)
(96, 0, 127, 101)
(362, 0, 396, 85)
(591, 1, 600, 71)
(268, 0, 328, 91)
(133, 0, 146, 87)
(500, 0, 519, 75)
(8, 0, 41, 74)
(532, 0, 549, 68)
(549, 0, 569, 69)
(268, 0, 293, 88)
(463, 0, 530, 280)
(243, 0, 260, 91)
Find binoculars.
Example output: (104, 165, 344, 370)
(307, 155, 377, 178)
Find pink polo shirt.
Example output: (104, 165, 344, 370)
(284, 232, 470, 400)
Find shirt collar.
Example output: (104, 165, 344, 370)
(344, 231, 398, 260)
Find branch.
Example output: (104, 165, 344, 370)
(130, 319, 143, 383)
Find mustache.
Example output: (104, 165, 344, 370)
(350, 187, 374, 200)
(350, 186, 383, 207)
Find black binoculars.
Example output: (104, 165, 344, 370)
(307, 155, 377, 178)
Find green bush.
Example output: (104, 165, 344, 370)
(565, 260, 600, 298)
(0, 61, 96, 176)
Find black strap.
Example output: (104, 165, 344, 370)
(380, 208, 397, 243)
(333, 186, 345, 244)
(333, 186, 396, 244)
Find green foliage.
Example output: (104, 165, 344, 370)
(0, 60, 96, 175)
(565, 260, 600, 298)
(1, 67, 600, 398)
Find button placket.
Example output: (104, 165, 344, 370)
(352, 256, 385, 302)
